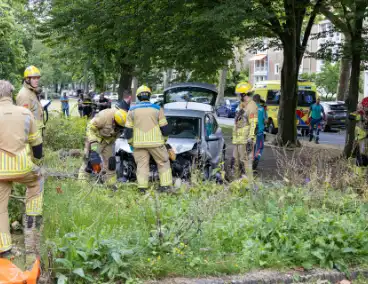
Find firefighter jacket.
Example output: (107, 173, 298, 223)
(0, 97, 42, 179)
(16, 83, 44, 131)
(232, 100, 258, 144)
(125, 102, 169, 148)
(86, 108, 122, 144)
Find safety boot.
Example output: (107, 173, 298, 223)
(23, 215, 43, 269)
(309, 134, 314, 142)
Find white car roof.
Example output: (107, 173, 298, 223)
(164, 102, 214, 112)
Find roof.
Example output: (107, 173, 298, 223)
(164, 82, 218, 93)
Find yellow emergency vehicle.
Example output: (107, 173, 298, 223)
(252, 79, 319, 135)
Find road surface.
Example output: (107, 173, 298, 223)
(217, 117, 346, 146)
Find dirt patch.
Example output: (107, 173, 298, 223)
(145, 268, 368, 284)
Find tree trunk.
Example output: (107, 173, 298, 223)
(336, 55, 351, 101)
(216, 66, 227, 106)
(118, 63, 133, 101)
(131, 77, 138, 102)
(276, 41, 299, 146)
(343, 11, 365, 158)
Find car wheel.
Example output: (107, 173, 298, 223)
(216, 110, 221, 117)
(268, 121, 278, 134)
(203, 164, 211, 180)
(323, 124, 330, 132)
(227, 110, 231, 118)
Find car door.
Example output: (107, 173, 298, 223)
(204, 113, 224, 166)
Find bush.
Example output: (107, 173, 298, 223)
(44, 116, 87, 150)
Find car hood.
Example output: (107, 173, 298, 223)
(115, 137, 198, 155)
(115, 138, 132, 153)
(167, 138, 198, 154)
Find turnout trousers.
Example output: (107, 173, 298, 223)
(0, 169, 44, 253)
(133, 145, 172, 189)
(232, 144, 253, 180)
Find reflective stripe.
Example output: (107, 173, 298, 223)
(0, 232, 12, 252)
(24, 114, 31, 140)
(132, 126, 165, 148)
(159, 118, 168, 127)
(0, 148, 32, 176)
(232, 127, 248, 144)
(130, 102, 160, 111)
(159, 168, 172, 186)
(26, 192, 44, 216)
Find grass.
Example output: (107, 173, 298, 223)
(40, 152, 368, 283)
(6, 115, 365, 283)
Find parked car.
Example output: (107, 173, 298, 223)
(320, 101, 347, 131)
(150, 93, 164, 104)
(216, 99, 239, 118)
(192, 96, 211, 104)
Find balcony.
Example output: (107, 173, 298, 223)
(254, 66, 268, 76)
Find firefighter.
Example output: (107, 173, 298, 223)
(349, 97, 368, 175)
(0, 80, 44, 266)
(232, 82, 258, 180)
(78, 100, 129, 184)
(125, 85, 172, 193)
(16, 66, 45, 136)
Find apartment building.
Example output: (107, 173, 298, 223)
(245, 20, 342, 84)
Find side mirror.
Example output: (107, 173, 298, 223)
(206, 134, 219, 142)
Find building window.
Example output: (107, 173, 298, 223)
(275, 64, 280, 75)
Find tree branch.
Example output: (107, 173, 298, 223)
(319, 4, 351, 39)
(341, 3, 353, 35)
(259, 0, 284, 38)
(301, 0, 323, 49)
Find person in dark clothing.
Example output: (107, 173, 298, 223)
(98, 93, 111, 111)
(82, 93, 94, 118)
(77, 94, 84, 117)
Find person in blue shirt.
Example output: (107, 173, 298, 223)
(60, 92, 70, 117)
(252, 95, 268, 170)
(308, 98, 326, 144)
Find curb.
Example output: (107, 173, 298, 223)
(146, 269, 368, 284)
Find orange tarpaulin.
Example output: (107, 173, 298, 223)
(0, 258, 40, 284)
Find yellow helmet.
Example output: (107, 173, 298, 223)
(114, 109, 127, 127)
(235, 81, 252, 95)
(136, 85, 152, 96)
(24, 65, 41, 78)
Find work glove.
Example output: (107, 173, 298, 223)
(349, 113, 357, 121)
(90, 142, 100, 153)
(32, 157, 44, 167)
(129, 145, 134, 152)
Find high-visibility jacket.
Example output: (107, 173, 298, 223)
(16, 83, 45, 131)
(232, 100, 258, 144)
(86, 108, 122, 144)
(0, 97, 42, 179)
(125, 102, 168, 148)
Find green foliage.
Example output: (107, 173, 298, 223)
(0, 0, 33, 88)
(225, 63, 249, 96)
(315, 62, 340, 99)
(42, 171, 368, 282)
(8, 184, 26, 226)
(44, 116, 87, 151)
